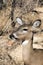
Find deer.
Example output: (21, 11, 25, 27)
(9, 17, 43, 65)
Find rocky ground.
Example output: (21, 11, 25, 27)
(0, 0, 43, 65)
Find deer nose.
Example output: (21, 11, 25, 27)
(9, 34, 15, 39)
(9, 33, 19, 40)
(13, 33, 18, 38)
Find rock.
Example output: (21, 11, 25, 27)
(33, 32, 43, 49)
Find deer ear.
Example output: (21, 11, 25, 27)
(16, 18, 23, 25)
(33, 19, 41, 28)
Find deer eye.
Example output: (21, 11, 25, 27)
(33, 19, 41, 28)
(21, 28, 28, 33)
(19, 28, 28, 34)
(23, 29, 28, 31)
